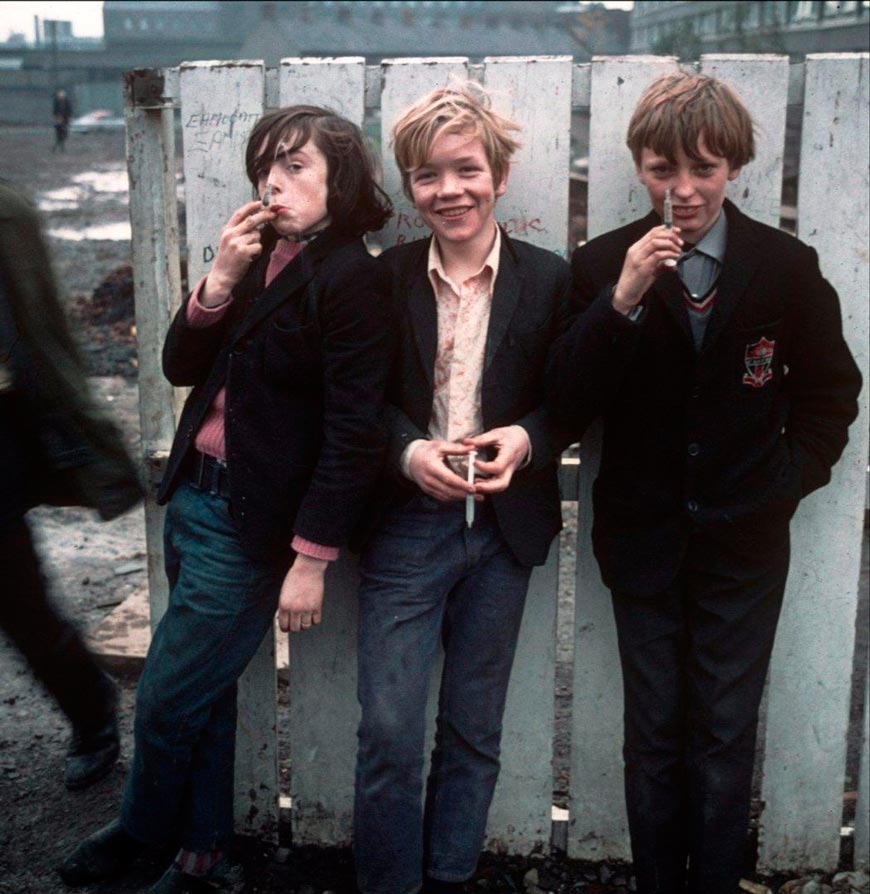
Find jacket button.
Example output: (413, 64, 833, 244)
(687, 500, 699, 512)
(688, 443, 700, 457)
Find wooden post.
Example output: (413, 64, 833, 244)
(124, 68, 181, 628)
(569, 55, 677, 861)
(176, 60, 280, 840)
(759, 52, 870, 872)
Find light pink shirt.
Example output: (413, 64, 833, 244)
(185, 239, 337, 561)
(401, 228, 530, 478)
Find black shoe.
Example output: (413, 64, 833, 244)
(58, 819, 145, 887)
(148, 858, 245, 894)
(64, 715, 120, 790)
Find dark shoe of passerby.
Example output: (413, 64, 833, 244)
(58, 818, 145, 886)
(64, 713, 120, 790)
(64, 672, 120, 790)
(148, 857, 245, 894)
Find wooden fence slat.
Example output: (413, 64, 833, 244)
(699, 55, 789, 229)
(380, 57, 469, 251)
(483, 55, 573, 257)
(760, 52, 870, 872)
(477, 54, 571, 849)
(569, 55, 677, 861)
(586, 55, 678, 240)
(125, 84, 181, 627)
(857, 670, 870, 868)
(179, 61, 266, 287)
(278, 57, 365, 125)
(178, 60, 279, 840)
(274, 58, 367, 846)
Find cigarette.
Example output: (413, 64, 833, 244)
(663, 186, 677, 267)
(262, 184, 272, 207)
(466, 451, 477, 528)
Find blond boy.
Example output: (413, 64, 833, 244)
(354, 84, 572, 894)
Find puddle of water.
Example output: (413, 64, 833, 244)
(72, 169, 129, 193)
(47, 221, 131, 241)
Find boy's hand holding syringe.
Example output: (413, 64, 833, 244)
(407, 425, 529, 523)
(611, 186, 684, 317)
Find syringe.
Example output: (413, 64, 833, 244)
(663, 186, 677, 268)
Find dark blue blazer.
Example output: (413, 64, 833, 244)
(548, 199, 862, 596)
(367, 230, 574, 568)
(158, 229, 391, 564)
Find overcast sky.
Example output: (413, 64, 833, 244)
(1, 1, 634, 42)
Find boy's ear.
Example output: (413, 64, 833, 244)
(495, 164, 510, 198)
(727, 166, 742, 182)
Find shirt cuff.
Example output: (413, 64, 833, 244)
(291, 535, 339, 562)
(508, 425, 532, 469)
(186, 275, 234, 328)
(400, 439, 428, 480)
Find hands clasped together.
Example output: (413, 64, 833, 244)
(407, 425, 529, 503)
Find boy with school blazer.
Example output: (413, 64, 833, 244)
(547, 73, 861, 894)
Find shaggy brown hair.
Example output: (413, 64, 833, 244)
(245, 106, 391, 235)
(627, 73, 755, 170)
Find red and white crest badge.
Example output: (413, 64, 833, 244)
(742, 336, 775, 388)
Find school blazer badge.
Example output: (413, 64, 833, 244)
(742, 336, 775, 388)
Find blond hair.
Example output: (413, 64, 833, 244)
(627, 72, 755, 170)
(391, 82, 521, 202)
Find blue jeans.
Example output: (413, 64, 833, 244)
(354, 495, 532, 894)
(121, 481, 284, 851)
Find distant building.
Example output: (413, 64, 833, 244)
(0, 0, 629, 123)
(630, 0, 870, 58)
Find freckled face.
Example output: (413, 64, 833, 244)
(256, 135, 330, 237)
(637, 135, 740, 243)
(409, 130, 507, 253)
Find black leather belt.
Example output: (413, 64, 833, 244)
(183, 450, 231, 499)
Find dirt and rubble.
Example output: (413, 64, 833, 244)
(0, 124, 866, 894)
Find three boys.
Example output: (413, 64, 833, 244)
(548, 73, 861, 893)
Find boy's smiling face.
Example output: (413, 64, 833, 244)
(637, 135, 740, 244)
(409, 129, 507, 252)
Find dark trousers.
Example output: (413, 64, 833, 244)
(355, 495, 532, 894)
(611, 528, 789, 894)
(121, 482, 284, 851)
(0, 517, 113, 733)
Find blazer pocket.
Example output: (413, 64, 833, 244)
(262, 320, 321, 388)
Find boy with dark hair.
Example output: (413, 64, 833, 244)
(354, 83, 572, 894)
(548, 72, 861, 894)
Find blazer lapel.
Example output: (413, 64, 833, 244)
(699, 201, 763, 354)
(484, 234, 522, 370)
(406, 262, 438, 388)
(230, 229, 347, 343)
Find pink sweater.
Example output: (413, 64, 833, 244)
(185, 239, 338, 561)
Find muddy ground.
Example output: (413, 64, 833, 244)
(0, 125, 866, 894)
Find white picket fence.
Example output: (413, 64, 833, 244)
(125, 54, 870, 872)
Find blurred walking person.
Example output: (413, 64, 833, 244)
(0, 180, 143, 789)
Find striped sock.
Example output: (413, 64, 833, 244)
(174, 848, 225, 877)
